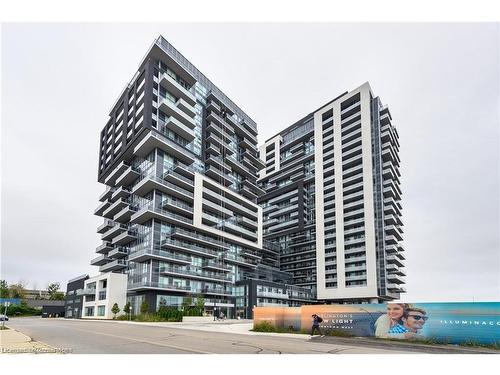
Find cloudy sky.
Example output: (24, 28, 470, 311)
(1, 23, 498, 301)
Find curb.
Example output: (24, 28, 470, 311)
(1, 326, 63, 354)
(310, 335, 500, 354)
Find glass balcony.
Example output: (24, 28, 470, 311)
(97, 219, 115, 234)
(130, 204, 192, 226)
(133, 130, 195, 165)
(256, 291, 289, 299)
(128, 246, 192, 265)
(202, 260, 232, 272)
(108, 247, 129, 259)
(102, 197, 129, 219)
(202, 188, 257, 218)
(159, 72, 196, 106)
(161, 237, 219, 258)
(158, 98, 196, 129)
(386, 254, 404, 267)
(104, 161, 131, 185)
(101, 224, 125, 241)
(94, 200, 111, 217)
(160, 117, 195, 142)
(162, 168, 194, 191)
(111, 229, 137, 246)
(159, 265, 232, 283)
(242, 178, 265, 195)
(169, 228, 229, 250)
(205, 165, 233, 186)
(99, 187, 115, 202)
(205, 154, 231, 173)
(202, 199, 233, 218)
(115, 165, 140, 187)
(99, 259, 128, 272)
(239, 186, 257, 201)
(128, 281, 192, 293)
(96, 241, 113, 254)
(223, 253, 258, 268)
(90, 254, 112, 266)
(226, 155, 255, 179)
(202, 287, 232, 296)
(206, 99, 220, 113)
(76, 288, 96, 296)
(111, 186, 131, 202)
(132, 173, 193, 201)
(161, 197, 193, 216)
(113, 204, 136, 223)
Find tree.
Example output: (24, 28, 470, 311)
(195, 293, 205, 316)
(9, 282, 26, 299)
(47, 282, 64, 300)
(0, 280, 9, 298)
(140, 300, 149, 315)
(111, 303, 120, 319)
(123, 302, 131, 314)
(182, 295, 193, 312)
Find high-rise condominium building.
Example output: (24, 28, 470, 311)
(258, 83, 405, 303)
(91, 36, 313, 318)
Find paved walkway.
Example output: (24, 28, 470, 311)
(0, 326, 67, 354)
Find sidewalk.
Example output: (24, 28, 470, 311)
(0, 326, 69, 354)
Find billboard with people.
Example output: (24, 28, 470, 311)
(253, 302, 500, 345)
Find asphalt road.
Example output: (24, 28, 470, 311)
(5, 317, 494, 354)
(4, 317, 399, 354)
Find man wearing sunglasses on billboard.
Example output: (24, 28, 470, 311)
(402, 307, 428, 335)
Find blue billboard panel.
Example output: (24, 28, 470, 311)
(255, 302, 500, 345)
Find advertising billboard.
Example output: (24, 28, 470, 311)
(253, 302, 500, 345)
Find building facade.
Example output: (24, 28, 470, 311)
(258, 83, 405, 303)
(80, 273, 127, 319)
(92, 36, 308, 318)
(235, 279, 315, 319)
(65, 274, 89, 318)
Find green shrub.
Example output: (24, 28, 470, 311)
(183, 306, 203, 316)
(157, 306, 183, 322)
(252, 321, 276, 332)
(459, 339, 500, 350)
(6, 303, 41, 316)
(140, 300, 149, 314)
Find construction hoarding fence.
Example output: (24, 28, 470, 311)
(253, 302, 500, 345)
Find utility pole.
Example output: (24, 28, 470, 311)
(2, 302, 10, 329)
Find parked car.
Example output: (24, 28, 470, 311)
(0, 314, 9, 321)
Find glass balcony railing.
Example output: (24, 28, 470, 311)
(159, 265, 232, 282)
(161, 237, 220, 257)
(168, 227, 229, 249)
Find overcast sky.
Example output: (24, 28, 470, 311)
(1, 23, 499, 301)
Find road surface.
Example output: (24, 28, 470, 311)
(4, 317, 493, 354)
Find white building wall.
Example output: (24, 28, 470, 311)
(82, 272, 127, 319)
(316, 82, 379, 300)
(193, 173, 263, 248)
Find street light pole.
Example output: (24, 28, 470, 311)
(2, 302, 10, 329)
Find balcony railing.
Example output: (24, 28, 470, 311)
(159, 265, 232, 282)
(128, 246, 192, 264)
(161, 237, 220, 257)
